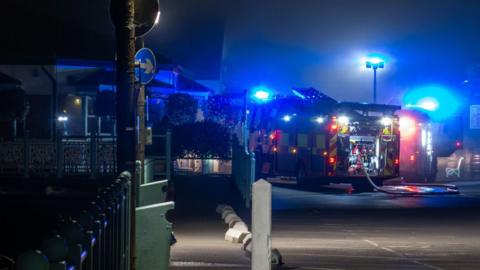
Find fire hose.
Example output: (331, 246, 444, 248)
(363, 168, 459, 195)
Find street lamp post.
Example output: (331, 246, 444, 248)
(366, 59, 385, 104)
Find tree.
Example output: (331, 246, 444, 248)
(172, 121, 231, 159)
(165, 93, 198, 125)
(205, 95, 230, 123)
(205, 94, 243, 129)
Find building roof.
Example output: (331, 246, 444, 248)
(0, 72, 22, 88)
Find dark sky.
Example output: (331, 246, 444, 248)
(220, 0, 480, 103)
(2, 0, 480, 104)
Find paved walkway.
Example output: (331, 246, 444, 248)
(169, 176, 250, 269)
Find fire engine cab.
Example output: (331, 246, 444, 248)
(247, 88, 402, 189)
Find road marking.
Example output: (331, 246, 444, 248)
(301, 267, 345, 270)
(363, 239, 445, 270)
(170, 261, 247, 267)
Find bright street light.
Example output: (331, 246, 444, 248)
(365, 57, 385, 104)
(57, 116, 68, 122)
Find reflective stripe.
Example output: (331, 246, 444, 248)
(316, 135, 326, 148)
(384, 152, 395, 175)
(279, 133, 289, 146)
(328, 133, 338, 172)
(297, 134, 308, 147)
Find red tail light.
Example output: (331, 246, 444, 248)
(329, 157, 336, 164)
(455, 141, 462, 148)
(409, 155, 415, 161)
(394, 158, 399, 165)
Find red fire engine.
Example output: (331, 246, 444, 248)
(247, 88, 433, 190)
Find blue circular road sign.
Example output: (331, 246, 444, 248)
(135, 48, 156, 85)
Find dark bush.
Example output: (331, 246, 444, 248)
(172, 121, 231, 159)
(166, 93, 198, 125)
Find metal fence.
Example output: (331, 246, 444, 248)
(0, 135, 116, 178)
(231, 138, 255, 208)
(0, 173, 132, 270)
(145, 132, 172, 183)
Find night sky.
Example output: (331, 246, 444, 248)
(2, 0, 480, 104)
(220, 0, 480, 103)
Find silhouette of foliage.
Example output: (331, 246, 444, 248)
(172, 121, 231, 159)
(166, 93, 198, 125)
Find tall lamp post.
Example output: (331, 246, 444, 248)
(366, 58, 385, 104)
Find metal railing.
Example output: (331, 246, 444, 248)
(231, 138, 255, 208)
(0, 173, 131, 270)
(0, 135, 116, 178)
(145, 131, 172, 183)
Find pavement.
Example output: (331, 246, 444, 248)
(169, 176, 480, 270)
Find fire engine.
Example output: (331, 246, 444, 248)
(247, 88, 434, 190)
(397, 110, 437, 182)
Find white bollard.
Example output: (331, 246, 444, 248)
(252, 179, 271, 270)
(222, 209, 236, 220)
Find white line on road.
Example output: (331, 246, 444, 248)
(300, 267, 345, 270)
(363, 239, 445, 270)
(170, 261, 247, 268)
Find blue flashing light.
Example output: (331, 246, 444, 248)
(282, 115, 292, 122)
(254, 90, 270, 100)
(292, 89, 306, 99)
(251, 86, 274, 103)
(403, 85, 461, 121)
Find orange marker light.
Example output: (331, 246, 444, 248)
(273, 147, 278, 152)
(323, 151, 328, 156)
(292, 148, 297, 154)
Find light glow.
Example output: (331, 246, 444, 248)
(282, 115, 292, 122)
(315, 116, 325, 124)
(403, 85, 461, 121)
(57, 116, 68, 122)
(380, 117, 392, 126)
(154, 11, 161, 25)
(338, 116, 349, 125)
(251, 86, 274, 103)
(399, 117, 416, 138)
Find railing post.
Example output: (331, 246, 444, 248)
(90, 134, 98, 179)
(166, 130, 172, 181)
(23, 135, 30, 178)
(247, 151, 256, 208)
(135, 160, 142, 206)
(56, 134, 64, 179)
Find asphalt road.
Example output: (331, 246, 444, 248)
(170, 177, 480, 270)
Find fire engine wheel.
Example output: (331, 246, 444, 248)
(296, 163, 307, 187)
